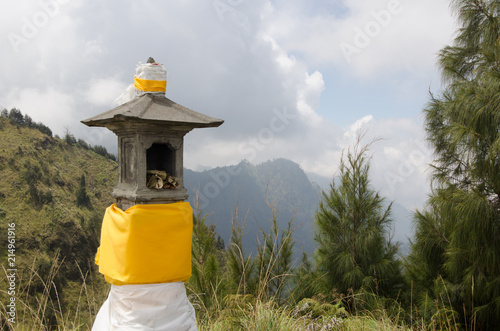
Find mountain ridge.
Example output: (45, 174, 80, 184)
(184, 158, 414, 257)
(184, 158, 321, 256)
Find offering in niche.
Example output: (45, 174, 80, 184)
(146, 170, 180, 190)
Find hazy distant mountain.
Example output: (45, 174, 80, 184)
(185, 158, 414, 257)
(184, 158, 320, 257)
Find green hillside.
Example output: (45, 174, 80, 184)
(0, 112, 116, 328)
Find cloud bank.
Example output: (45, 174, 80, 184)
(0, 0, 455, 209)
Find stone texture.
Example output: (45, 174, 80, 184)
(81, 93, 223, 210)
(82, 94, 223, 129)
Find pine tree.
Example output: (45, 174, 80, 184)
(315, 140, 402, 306)
(188, 207, 225, 314)
(226, 203, 255, 296)
(8, 108, 24, 125)
(255, 202, 296, 303)
(407, 1, 500, 328)
(76, 174, 90, 207)
(291, 246, 320, 303)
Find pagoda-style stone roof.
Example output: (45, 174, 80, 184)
(81, 94, 224, 129)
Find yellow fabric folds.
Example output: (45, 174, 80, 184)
(95, 202, 193, 285)
(134, 77, 167, 92)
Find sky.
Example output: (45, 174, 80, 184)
(0, 0, 457, 211)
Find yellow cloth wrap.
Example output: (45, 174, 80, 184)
(134, 77, 167, 92)
(95, 202, 193, 285)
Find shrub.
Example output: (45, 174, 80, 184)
(8, 108, 24, 125)
(28, 183, 40, 204)
(40, 190, 53, 204)
(77, 139, 90, 150)
(23, 160, 43, 184)
(35, 122, 52, 137)
(64, 130, 77, 145)
(24, 114, 33, 127)
(76, 175, 90, 207)
(92, 144, 116, 161)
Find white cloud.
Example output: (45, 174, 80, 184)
(83, 40, 105, 59)
(5, 87, 77, 136)
(0, 0, 451, 211)
(185, 106, 432, 210)
(364, 117, 433, 210)
(84, 77, 127, 107)
(296, 71, 324, 126)
(344, 114, 374, 141)
(264, 0, 455, 78)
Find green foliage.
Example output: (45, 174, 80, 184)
(64, 129, 77, 145)
(314, 140, 403, 305)
(76, 174, 91, 207)
(407, 1, 500, 329)
(24, 113, 33, 127)
(4, 108, 52, 136)
(22, 159, 43, 183)
(201, 298, 348, 331)
(61, 129, 116, 162)
(35, 122, 52, 136)
(255, 201, 296, 304)
(189, 199, 300, 325)
(28, 182, 41, 204)
(77, 138, 90, 150)
(92, 144, 117, 161)
(8, 108, 24, 125)
(46, 213, 101, 281)
(290, 247, 321, 303)
(40, 190, 53, 204)
(92, 144, 108, 156)
(294, 297, 347, 320)
(226, 203, 255, 295)
(188, 206, 226, 316)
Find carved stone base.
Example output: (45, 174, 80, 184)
(116, 197, 186, 211)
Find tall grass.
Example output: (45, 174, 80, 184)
(0, 254, 108, 330)
(0, 252, 467, 330)
(190, 203, 390, 330)
(0, 209, 469, 331)
(186, 200, 469, 331)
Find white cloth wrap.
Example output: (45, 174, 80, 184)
(92, 282, 197, 331)
(114, 62, 167, 105)
(135, 63, 166, 81)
